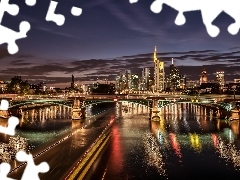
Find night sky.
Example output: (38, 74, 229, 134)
(1, 0, 240, 87)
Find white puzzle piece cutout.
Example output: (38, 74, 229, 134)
(46, 0, 65, 26)
(25, 0, 37, 6)
(0, 163, 16, 180)
(0, 0, 31, 54)
(0, 100, 9, 110)
(131, 0, 240, 37)
(0, 116, 19, 136)
(16, 151, 49, 180)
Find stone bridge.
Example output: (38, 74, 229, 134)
(0, 94, 239, 120)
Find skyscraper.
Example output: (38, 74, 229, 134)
(200, 67, 207, 84)
(180, 75, 186, 89)
(142, 68, 150, 90)
(131, 74, 139, 91)
(169, 58, 180, 91)
(153, 46, 164, 92)
(216, 71, 224, 86)
(125, 70, 132, 91)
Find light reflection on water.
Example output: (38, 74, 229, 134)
(103, 102, 240, 179)
(143, 132, 167, 176)
(0, 104, 96, 149)
(212, 133, 240, 170)
(18, 105, 72, 130)
(150, 103, 240, 178)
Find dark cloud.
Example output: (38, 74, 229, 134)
(9, 60, 33, 66)
(1, 64, 68, 75)
(1, 48, 240, 87)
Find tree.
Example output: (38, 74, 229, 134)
(6, 76, 30, 95)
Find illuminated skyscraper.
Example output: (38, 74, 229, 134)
(142, 68, 150, 90)
(153, 46, 164, 92)
(169, 58, 180, 90)
(180, 75, 186, 89)
(131, 74, 139, 90)
(125, 70, 132, 90)
(115, 70, 133, 93)
(216, 71, 224, 86)
(200, 67, 207, 84)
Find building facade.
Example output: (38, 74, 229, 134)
(169, 58, 181, 91)
(200, 67, 208, 85)
(216, 71, 224, 86)
(153, 46, 164, 92)
(142, 68, 150, 90)
(131, 74, 139, 91)
(115, 70, 139, 93)
(180, 75, 186, 90)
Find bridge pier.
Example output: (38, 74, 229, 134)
(68, 97, 86, 120)
(72, 99, 81, 120)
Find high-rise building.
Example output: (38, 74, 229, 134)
(165, 75, 171, 89)
(71, 74, 75, 88)
(125, 70, 132, 90)
(200, 67, 208, 84)
(142, 68, 150, 90)
(216, 71, 224, 86)
(169, 58, 180, 91)
(115, 70, 134, 93)
(115, 71, 124, 93)
(180, 75, 186, 89)
(153, 46, 164, 92)
(131, 74, 139, 91)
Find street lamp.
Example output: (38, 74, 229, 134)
(232, 85, 237, 100)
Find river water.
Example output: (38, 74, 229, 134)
(0, 104, 102, 149)
(89, 102, 240, 180)
(1, 102, 240, 179)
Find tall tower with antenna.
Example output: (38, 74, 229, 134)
(153, 46, 165, 92)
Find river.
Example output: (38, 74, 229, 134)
(87, 102, 240, 180)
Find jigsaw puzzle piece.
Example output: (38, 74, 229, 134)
(129, 0, 138, 4)
(150, 0, 164, 14)
(46, 0, 65, 26)
(0, 21, 30, 54)
(25, 0, 37, 6)
(175, 12, 186, 25)
(16, 151, 49, 180)
(201, 8, 222, 37)
(0, 99, 9, 110)
(71, 6, 82, 16)
(0, 116, 19, 135)
(0, 0, 19, 17)
(0, 163, 16, 180)
(224, 5, 240, 35)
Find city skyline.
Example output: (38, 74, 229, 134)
(1, 0, 240, 87)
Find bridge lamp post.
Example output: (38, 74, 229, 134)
(232, 85, 237, 101)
